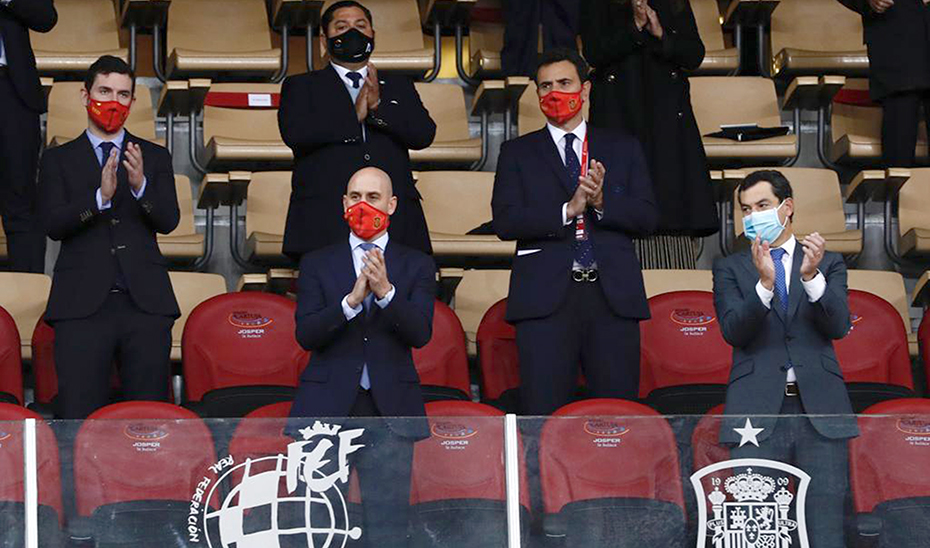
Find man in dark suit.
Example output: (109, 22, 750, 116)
(289, 166, 435, 547)
(278, 0, 435, 261)
(37, 56, 180, 419)
(492, 48, 657, 416)
(713, 170, 858, 548)
(502, 0, 580, 77)
(838, 0, 930, 167)
(0, 0, 56, 272)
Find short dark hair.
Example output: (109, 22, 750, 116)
(322, 1, 374, 36)
(535, 48, 589, 83)
(84, 55, 135, 95)
(738, 169, 794, 219)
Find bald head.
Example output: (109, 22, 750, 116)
(343, 167, 397, 220)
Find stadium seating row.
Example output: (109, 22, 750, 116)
(1, 397, 927, 546)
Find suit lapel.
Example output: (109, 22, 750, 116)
(533, 129, 574, 199)
(114, 132, 132, 203)
(337, 240, 357, 300)
(78, 133, 105, 190)
(324, 64, 358, 115)
(738, 249, 787, 324)
(367, 241, 400, 323)
(787, 244, 805, 323)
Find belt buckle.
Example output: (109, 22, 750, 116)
(572, 269, 598, 283)
(785, 382, 799, 397)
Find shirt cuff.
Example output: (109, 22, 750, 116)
(561, 203, 572, 226)
(96, 188, 112, 211)
(801, 270, 827, 302)
(131, 177, 147, 199)
(755, 280, 774, 309)
(341, 294, 363, 321)
(375, 285, 395, 308)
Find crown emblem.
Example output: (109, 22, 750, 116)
(299, 421, 342, 440)
(724, 468, 777, 502)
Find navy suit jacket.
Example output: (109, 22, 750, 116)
(289, 238, 436, 436)
(0, 0, 56, 113)
(491, 126, 658, 323)
(713, 247, 859, 443)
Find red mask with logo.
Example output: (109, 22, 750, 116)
(344, 201, 390, 241)
(539, 90, 584, 125)
(87, 99, 130, 134)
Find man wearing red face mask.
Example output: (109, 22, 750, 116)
(37, 56, 181, 419)
(492, 48, 657, 415)
(289, 166, 434, 547)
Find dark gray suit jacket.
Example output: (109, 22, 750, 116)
(712, 245, 859, 443)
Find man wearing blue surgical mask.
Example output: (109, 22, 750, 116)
(712, 170, 857, 548)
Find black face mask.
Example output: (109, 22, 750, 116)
(328, 28, 374, 64)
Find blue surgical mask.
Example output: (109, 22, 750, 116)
(743, 201, 787, 244)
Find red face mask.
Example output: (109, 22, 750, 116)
(539, 90, 584, 125)
(344, 201, 390, 241)
(87, 99, 130, 134)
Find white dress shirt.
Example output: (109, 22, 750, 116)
(340, 231, 395, 320)
(754, 235, 827, 382)
(0, 0, 12, 67)
(86, 129, 147, 211)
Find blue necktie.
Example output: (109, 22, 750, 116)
(99, 141, 116, 166)
(357, 242, 377, 390)
(770, 247, 788, 315)
(563, 134, 594, 268)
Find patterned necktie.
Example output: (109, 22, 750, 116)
(99, 141, 116, 167)
(770, 247, 788, 315)
(563, 134, 594, 268)
(357, 241, 377, 390)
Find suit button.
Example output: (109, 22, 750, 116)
(356, 366, 362, 373)
(364, 153, 371, 162)
(670, 71, 679, 79)
(110, 247, 116, 255)
(606, 74, 616, 83)
(111, 218, 120, 226)
(677, 112, 683, 118)
(363, 337, 369, 342)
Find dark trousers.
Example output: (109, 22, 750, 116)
(347, 388, 415, 548)
(53, 291, 174, 419)
(501, 0, 580, 77)
(515, 278, 641, 416)
(0, 73, 45, 273)
(730, 396, 850, 548)
(881, 90, 930, 167)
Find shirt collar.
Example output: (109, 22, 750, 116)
(349, 230, 389, 252)
(331, 62, 369, 85)
(85, 128, 126, 152)
(773, 235, 797, 259)
(546, 119, 587, 149)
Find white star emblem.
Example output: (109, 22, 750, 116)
(734, 418, 764, 447)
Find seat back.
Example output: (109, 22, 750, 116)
(0, 404, 63, 523)
(518, 81, 590, 136)
(476, 299, 518, 402)
(468, 6, 505, 72)
(412, 301, 470, 399)
(732, 168, 848, 237)
(453, 269, 510, 354)
(245, 171, 292, 240)
(412, 401, 528, 506)
(46, 82, 157, 146)
(640, 291, 731, 399)
(540, 399, 684, 514)
(168, 272, 228, 360)
(770, 0, 864, 55)
(846, 270, 912, 339)
(74, 402, 217, 516)
(29, 0, 120, 55)
(691, 0, 725, 52)
(167, 0, 273, 54)
(416, 171, 494, 235)
(202, 84, 283, 144)
(182, 292, 308, 401)
(642, 269, 713, 299)
(164, 175, 197, 238)
(0, 273, 51, 360)
(690, 77, 782, 136)
(0, 308, 22, 404)
(832, 79, 929, 151)
(899, 169, 930, 237)
(921, 313, 929, 387)
(414, 83, 471, 143)
(834, 290, 913, 388)
(362, 0, 426, 53)
(692, 404, 729, 471)
(227, 401, 293, 484)
(850, 399, 930, 513)
(31, 317, 56, 405)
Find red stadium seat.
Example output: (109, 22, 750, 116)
(640, 291, 731, 414)
(73, 402, 218, 545)
(0, 404, 64, 546)
(0, 307, 22, 405)
(540, 399, 686, 546)
(476, 299, 520, 411)
(692, 404, 729, 473)
(919, 313, 928, 391)
(834, 290, 914, 411)
(849, 399, 930, 546)
(182, 293, 309, 417)
(410, 401, 530, 545)
(412, 301, 471, 401)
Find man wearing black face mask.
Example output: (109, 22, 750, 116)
(278, 0, 436, 262)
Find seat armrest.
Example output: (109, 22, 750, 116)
(846, 168, 911, 203)
(157, 79, 211, 116)
(197, 173, 230, 210)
